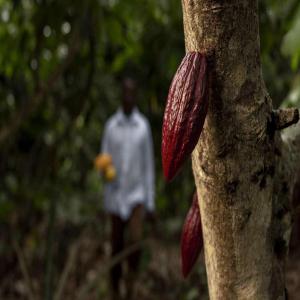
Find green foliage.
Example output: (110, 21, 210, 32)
(0, 0, 189, 226)
(0, 0, 299, 227)
(259, 0, 300, 107)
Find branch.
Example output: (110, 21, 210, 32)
(0, 31, 80, 145)
(272, 108, 299, 131)
(76, 239, 150, 300)
(12, 236, 37, 300)
(54, 240, 80, 300)
(0, 72, 29, 102)
(68, 15, 96, 121)
(47, 11, 96, 152)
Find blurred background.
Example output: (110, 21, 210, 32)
(0, 0, 300, 299)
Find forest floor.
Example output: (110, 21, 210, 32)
(1, 220, 300, 300)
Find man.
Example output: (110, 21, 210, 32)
(101, 78, 155, 300)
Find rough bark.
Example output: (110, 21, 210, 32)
(181, 0, 299, 299)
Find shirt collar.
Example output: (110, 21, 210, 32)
(116, 107, 139, 126)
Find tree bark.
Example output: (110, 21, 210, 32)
(181, 0, 299, 299)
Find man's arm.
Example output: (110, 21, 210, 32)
(144, 122, 155, 212)
(101, 122, 110, 154)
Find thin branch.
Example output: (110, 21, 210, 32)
(0, 30, 80, 145)
(68, 13, 96, 121)
(12, 236, 37, 300)
(44, 196, 58, 300)
(76, 239, 150, 300)
(54, 241, 80, 300)
(272, 108, 299, 131)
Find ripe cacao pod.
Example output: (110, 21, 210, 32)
(162, 52, 209, 181)
(181, 191, 203, 278)
(94, 153, 112, 171)
(105, 165, 117, 182)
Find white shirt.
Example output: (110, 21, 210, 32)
(101, 108, 155, 220)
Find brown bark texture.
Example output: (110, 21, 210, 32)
(181, 0, 300, 299)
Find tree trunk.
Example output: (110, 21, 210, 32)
(181, 0, 299, 299)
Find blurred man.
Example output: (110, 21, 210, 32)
(100, 78, 155, 300)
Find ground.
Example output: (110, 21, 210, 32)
(1, 219, 300, 300)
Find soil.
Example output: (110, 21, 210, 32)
(1, 224, 300, 300)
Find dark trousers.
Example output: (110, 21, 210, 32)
(110, 204, 144, 299)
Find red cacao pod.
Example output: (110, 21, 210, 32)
(162, 52, 209, 181)
(181, 191, 203, 278)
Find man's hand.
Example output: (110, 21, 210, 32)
(94, 153, 112, 171)
(94, 153, 117, 182)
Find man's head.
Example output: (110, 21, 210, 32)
(122, 77, 136, 115)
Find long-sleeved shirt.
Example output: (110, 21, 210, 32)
(101, 108, 155, 220)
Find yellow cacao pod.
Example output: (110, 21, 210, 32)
(94, 153, 112, 171)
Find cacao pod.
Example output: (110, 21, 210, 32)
(105, 165, 117, 182)
(162, 52, 209, 181)
(181, 191, 203, 278)
(94, 153, 112, 171)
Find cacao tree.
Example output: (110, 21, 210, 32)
(163, 0, 300, 299)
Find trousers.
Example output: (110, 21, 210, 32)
(110, 204, 144, 298)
